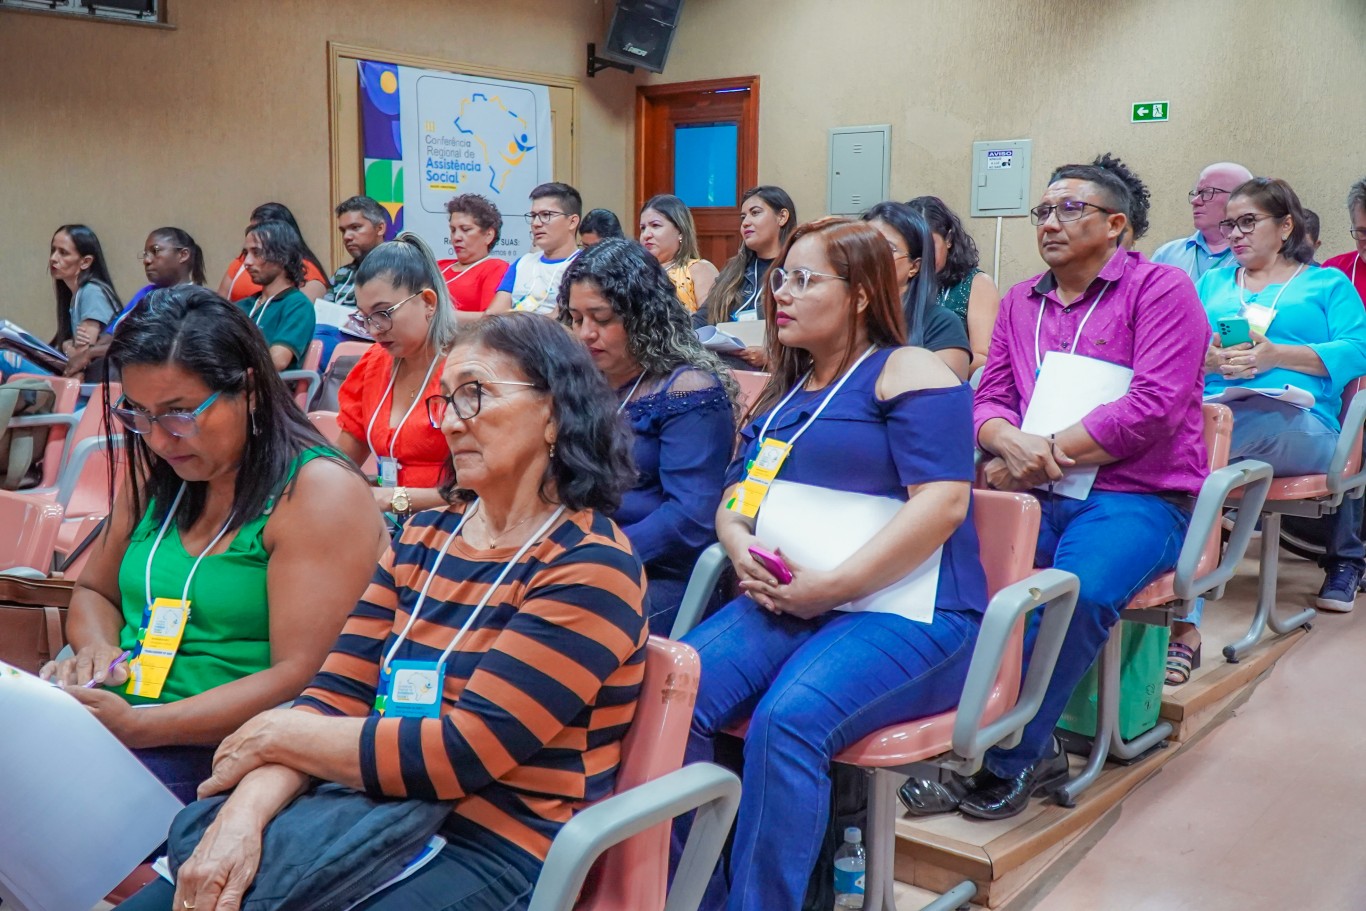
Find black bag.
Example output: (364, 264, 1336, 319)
(802, 766, 869, 911)
(168, 783, 452, 911)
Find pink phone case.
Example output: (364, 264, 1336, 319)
(748, 546, 793, 585)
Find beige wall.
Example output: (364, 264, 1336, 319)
(651, 0, 1366, 290)
(0, 0, 634, 333)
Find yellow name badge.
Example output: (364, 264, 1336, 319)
(727, 438, 792, 518)
(126, 597, 190, 700)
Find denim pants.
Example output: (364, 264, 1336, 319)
(132, 744, 216, 806)
(673, 597, 979, 911)
(983, 490, 1189, 779)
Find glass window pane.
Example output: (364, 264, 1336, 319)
(673, 122, 738, 208)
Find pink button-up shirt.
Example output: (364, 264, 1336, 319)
(974, 247, 1208, 496)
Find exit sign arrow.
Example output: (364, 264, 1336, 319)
(1131, 101, 1170, 123)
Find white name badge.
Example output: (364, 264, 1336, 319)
(1239, 302, 1276, 337)
(378, 457, 399, 488)
(385, 660, 445, 718)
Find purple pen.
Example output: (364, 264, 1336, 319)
(85, 649, 133, 688)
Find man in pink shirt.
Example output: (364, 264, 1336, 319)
(901, 163, 1209, 822)
(1323, 178, 1366, 304)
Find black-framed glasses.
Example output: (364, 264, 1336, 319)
(1029, 200, 1117, 226)
(524, 210, 567, 225)
(111, 391, 221, 438)
(1188, 187, 1232, 204)
(1350, 227, 1366, 241)
(348, 292, 419, 334)
(1217, 213, 1275, 238)
(426, 380, 541, 427)
(768, 267, 848, 296)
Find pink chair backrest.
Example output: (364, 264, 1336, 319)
(577, 636, 701, 911)
(301, 339, 324, 373)
(732, 371, 769, 414)
(1339, 377, 1365, 477)
(308, 410, 343, 445)
(332, 341, 373, 363)
(1196, 403, 1234, 573)
(0, 490, 63, 571)
(64, 383, 124, 519)
(12, 374, 82, 488)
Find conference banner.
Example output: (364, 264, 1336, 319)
(358, 59, 553, 262)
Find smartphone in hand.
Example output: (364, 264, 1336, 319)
(748, 546, 793, 585)
(1216, 317, 1252, 347)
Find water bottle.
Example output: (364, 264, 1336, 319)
(833, 825, 866, 908)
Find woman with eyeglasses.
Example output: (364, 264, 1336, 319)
(671, 218, 985, 911)
(1194, 177, 1366, 667)
(639, 194, 719, 313)
(123, 313, 646, 911)
(335, 234, 459, 523)
(560, 238, 738, 634)
(39, 285, 385, 802)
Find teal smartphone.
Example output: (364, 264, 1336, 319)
(1216, 317, 1252, 347)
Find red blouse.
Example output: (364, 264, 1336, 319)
(438, 257, 511, 312)
(336, 344, 449, 488)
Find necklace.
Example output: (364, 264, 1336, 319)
(472, 502, 557, 549)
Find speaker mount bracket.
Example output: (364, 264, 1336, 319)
(587, 43, 636, 78)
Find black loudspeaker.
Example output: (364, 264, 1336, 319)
(599, 0, 685, 74)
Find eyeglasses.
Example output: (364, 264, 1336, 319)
(524, 210, 567, 225)
(1350, 227, 1366, 241)
(347, 292, 419, 334)
(137, 244, 184, 262)
(1029, 200, 1117, 226)
(768, 267, 848, 296)
(426, 379, 541, 427)
(886, 241, 908, 260)
(1217, 213, 1276, 238)
(1188, 187, 1232, 204)
(111, 391, 221, 438)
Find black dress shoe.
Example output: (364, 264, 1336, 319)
(897, 768, 1000, 817)
(957, 746, 1070, 821)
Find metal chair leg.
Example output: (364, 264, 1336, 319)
(917, 879, 978, 911)
(1224, 512, 1316, 663)
(1055, 633, 1119, 808)
(862, 768, 899, 911)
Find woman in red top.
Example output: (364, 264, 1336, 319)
(336, 234, 459, 520)
(438, 193, 510, 323)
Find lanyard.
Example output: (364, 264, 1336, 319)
(616, 372, 646, 415)
(755, 347, 876, 451)
(143, 483, 235, 609)
(248, 291, 278, 325)
(442, 254, 494, 281)
(331, 267, 358, 306)
(1033, 281, 1111, 373)
(379, 501, 567, 676)
(366, 353, 442, 469)
(736, 259, 764, 317)
(1237, 263, 1305, 318)
(1351, 255, 1360, 291)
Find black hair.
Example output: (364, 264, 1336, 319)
(51, 224, 122, 347)
(579, 208, 624, 240)
(1230, 177, 1315, 265)
(705, 185, 797, 325)
(245, 220, 307, 288)
(1303, 208, 1321, 246)
(444, 193, 504, 248)
(905, 196, 980, 287)
(148, 226, 207, 285)
(442, 312, 635, 513)
(862, 202, 939, 347)
(334, 195, 389, 229)
(247, 202, 328, 282)
(354, 232, 459, 353)
(530, 182, 583, 218)
(1046, 164, 1135, 240)
(106, 285, 342, 533)
(1085, 153, 1150, 242)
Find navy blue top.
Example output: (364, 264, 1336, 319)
(616, 367, 735, 585)
(729, 347, 986, 615)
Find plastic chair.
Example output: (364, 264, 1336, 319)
(1054, 403, 1273, 805)
(731, 371, 768, 414)
(0, 490, 64, 574)
(331, 340, 373, 364)
(280, 339, 324, 411)
(308, 410, 343, 445)
(7, 373, 82, 488)
(1224, 378, 1366, 662)
(671, 491, 1082, 911)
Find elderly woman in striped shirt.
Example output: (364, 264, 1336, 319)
(139, 313, 648, 911)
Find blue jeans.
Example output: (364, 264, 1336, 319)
(983, 490, 1189, 779)
(673, 597, 979, 911)
(132, 745, 216, 806)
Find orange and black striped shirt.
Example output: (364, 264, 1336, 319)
(294, 504, 648, 863)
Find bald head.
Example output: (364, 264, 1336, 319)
(1191, 162, 1254, 238)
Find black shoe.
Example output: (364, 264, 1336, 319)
(957, 745, 1070, 821)
(1316, 561, 1364, 613)
(897, 768, 1000, 817)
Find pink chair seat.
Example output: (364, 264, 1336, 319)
(1126, 572, 1176, 611)
(1265, 474, 1331, 500)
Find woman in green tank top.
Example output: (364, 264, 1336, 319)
(41, 287, 386, 802)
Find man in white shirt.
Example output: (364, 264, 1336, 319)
(1150, 161, 1253, 280)
(487, 182, 582, 315)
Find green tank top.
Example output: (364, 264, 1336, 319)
(114, 446, 334, 705)
(938, 267, 980, 327)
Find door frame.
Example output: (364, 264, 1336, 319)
(633, 75, 760, 218)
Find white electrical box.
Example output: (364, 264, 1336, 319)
(970, 139, 1033, 217)
(828, 125, 891, 215)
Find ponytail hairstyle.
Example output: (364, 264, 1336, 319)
(51, 224, 121, 347)
(704, 185, 797, 325)
(148, 226, 207, 285)
(354, 232, 460, 354)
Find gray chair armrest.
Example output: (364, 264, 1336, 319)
(1327, 389, 1366, 496)
(1173, 459, 1273, 601)
(526, 763, 742, 911)
(279, 369, 321, 407)
(7, 413, 80, 431)
(671, 542, 730, 639)
(52, 433, 123, 512)
(946, 568, 1080, 769)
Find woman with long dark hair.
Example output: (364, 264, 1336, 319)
(561, 238, 738, 633)
(216, 202, 330, 302)
(40, 286, 384, 802)
(907, 196, 1001, 372)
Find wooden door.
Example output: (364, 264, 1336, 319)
(635, 77, 759, 269)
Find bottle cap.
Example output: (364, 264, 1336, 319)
(844, 826, 862, 843)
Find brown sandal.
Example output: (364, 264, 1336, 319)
(1165, 641, 1201, 686)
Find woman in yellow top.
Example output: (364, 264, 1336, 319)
(639, 194, 719, 311)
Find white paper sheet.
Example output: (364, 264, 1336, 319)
(755, 480, 940, 623)
(695, 325, 747, 354)
(0, 661, 183, 911)
(716, 320, 767, 346)
(1020, 352, 1134, 500)
(1204, 384, 1315, 411)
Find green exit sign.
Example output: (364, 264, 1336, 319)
(1131, 101, 1169, 123)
